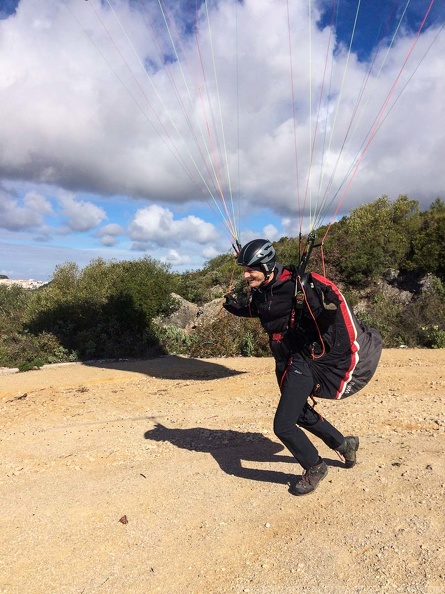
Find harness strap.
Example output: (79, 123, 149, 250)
(309, 392, 324, 421)
(279, 355, 293, 390)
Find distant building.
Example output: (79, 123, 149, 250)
(0, 278, 48, 290)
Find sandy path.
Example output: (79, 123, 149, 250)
(1, 350, 444, 593)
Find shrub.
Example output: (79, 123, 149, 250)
(421, 326, 445, 349)
(188, 311, 269, 357)
(172, 253, 236, 304)
(23, 257, 176, 361)
(359, 276, 445, 348)
(0, 328, 68, 369)
(154, 324, 199, 355)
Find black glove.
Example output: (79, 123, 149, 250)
(224, 293, 238, 307)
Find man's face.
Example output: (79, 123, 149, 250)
(242, 266, 266, 288)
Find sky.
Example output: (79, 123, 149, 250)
(0, 0, 444, 281)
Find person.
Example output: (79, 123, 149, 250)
(223, 238, 382, 495)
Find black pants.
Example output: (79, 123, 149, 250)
(273, 353, 344, 470)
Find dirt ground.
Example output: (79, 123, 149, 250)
(1, 349, 444, 594)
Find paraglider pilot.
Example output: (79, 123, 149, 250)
(223, 239, 382, 495)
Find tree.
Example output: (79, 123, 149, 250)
(325, 195, 421, 284)
(409, 198, 445, 279)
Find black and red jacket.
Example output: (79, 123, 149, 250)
(224, 264, 382, 399)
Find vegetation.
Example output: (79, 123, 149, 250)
(1, 257, 177, 369)
(171, 253, 236, 304)
(189, 315, 270, 358)
(1, 195, 444, 370)
(323, 195, 445, 285)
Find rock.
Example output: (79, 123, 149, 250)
(188, 298, 225, 331)
(155, 293, 199, 330)
(154, 293, 225, 333)
(419, 273, 438, 293)
(383, 268, 399, 282)
(376, 279, 412, 304)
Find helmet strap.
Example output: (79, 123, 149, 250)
(262, 267, 275, 285)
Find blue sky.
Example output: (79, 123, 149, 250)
(0, 0, 444, 280)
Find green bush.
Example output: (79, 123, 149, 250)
(173, 253, 236, 304)
(408, 198, 445, 278)
(0, 284, 30, 331)
(0, 327, 67, 369)
(18, 358, 46, 373)
(421, 326, 445, 349)
(188, 311, 269, 357)
(19, 257, 177, 363)
(154, 324, 199, 355)
(0, 285, 33, 368)
(357, 276, 445, 348)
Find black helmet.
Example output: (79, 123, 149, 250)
(237, 239, 276, 276)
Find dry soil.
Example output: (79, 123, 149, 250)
(1, 349, 444, 594)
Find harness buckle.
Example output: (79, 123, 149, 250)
(271, 332, 285, 343)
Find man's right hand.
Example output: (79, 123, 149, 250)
(224, 293, 238, 307)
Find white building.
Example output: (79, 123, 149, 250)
(0, 278, 48, 290)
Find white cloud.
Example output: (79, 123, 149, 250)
(98, 236, 118, 248)
(202, 245, 222, 260)
(0, 240, 147, 281)
(94, 223, 124, 246)
(129, 204, 219, 247)
(96, 223, 124, 236)
(0, 188, 52, 231)
(0, 0, 443, 224)
(164, 249, 191, 267)
(58, 193, 107, 232)
(263, 224, 280, 242)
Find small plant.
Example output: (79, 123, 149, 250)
(240, 330, 255, 357)
(421, 326, 445, 349)
(188, 313, 269, 357)
(18, 357, 45, 372)
(156, 325, 198, 355)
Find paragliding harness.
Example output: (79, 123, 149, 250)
(279, 232, 323, 401)
(280, 231, 382, 401)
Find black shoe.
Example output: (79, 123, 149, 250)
(293, 459, 328, 496)
(337, 436, 359, 468)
